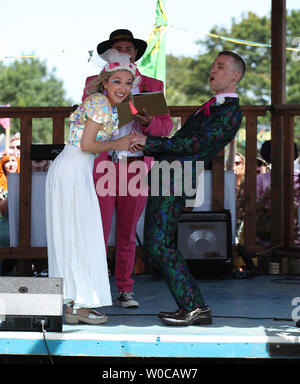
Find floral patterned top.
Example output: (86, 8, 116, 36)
(67, 93, 119, 147)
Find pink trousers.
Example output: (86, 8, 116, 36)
(94, 158, 148, 293)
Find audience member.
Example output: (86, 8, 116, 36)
(0, 150, 20, 217)
(256, 140, 300, 247)
(9, 133, 20, 157)
(0, 150, 20, 274)
(233, 152, 245, 188)
(256, 157, 269, 175)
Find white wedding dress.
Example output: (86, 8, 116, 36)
(46, 145, 112, 309)
(45, 93, 118, 309)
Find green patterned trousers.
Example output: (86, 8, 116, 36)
(143, 195, 206, 311)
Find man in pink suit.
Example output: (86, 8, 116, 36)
(82, 29, 173, 307)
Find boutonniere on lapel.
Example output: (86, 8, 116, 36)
(196, 95, 226, 116)
(215, 95, 226, 106)
(203, 95, 226, 116)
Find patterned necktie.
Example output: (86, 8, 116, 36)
(195, 96, 216, 115)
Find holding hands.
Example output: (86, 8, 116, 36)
(114, 133, 136, 151)
(129, 131, 147, 153)
(114, 106, 151, 152)
(114, 132, 147, 153)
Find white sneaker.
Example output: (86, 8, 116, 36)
(116, 291, 139, 308)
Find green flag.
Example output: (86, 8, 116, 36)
(138, 0, 167, 84)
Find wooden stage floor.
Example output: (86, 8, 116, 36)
(1, 274, 300, 363)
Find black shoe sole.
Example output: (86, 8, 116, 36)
(158, 312, 176, 318)
(115, 301, 139, 308)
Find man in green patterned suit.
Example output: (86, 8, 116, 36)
(130, 51, 246, 326)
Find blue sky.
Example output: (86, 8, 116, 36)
(1, 0, 300, 103)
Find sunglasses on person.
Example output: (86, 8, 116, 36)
(234, 161, 242, 165)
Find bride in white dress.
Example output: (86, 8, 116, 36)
(46, 50, 139, 324)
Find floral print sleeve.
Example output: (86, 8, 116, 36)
(84, 94, 112, 125)
(67, 93, 119, 147)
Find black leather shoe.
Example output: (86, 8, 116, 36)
(158, 308, 184, 319)
(161, 304, 212, 326)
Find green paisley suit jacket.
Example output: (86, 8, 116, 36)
(143, 97, 243, 197)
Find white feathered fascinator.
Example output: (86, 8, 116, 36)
(100, 49, 141, 88)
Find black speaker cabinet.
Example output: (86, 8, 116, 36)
(177, 210, 233, 278)
(31, 144, 65, 161)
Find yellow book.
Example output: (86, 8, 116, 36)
(116, 91, 169, 128)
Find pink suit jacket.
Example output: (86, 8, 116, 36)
(81, 74, 173, 177)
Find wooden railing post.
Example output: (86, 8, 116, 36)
(19, 117, 33, 249)
(52, 117, 65, 144)
(283, 115, 295, 248)
(271, 0, 286, 252)
(242, 107, 268, 251)
(244, 114, 258, 249)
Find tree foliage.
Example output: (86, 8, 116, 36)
(1, 11, 300, 148)
(0, 58, 72, 143)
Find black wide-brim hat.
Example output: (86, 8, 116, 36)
(97, 29, 147, 61)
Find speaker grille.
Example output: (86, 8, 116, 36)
(177, 211, 231, 261)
